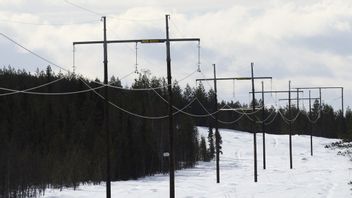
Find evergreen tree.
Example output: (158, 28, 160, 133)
(207, 125, 215, 159)
(199, 137, 208, 161)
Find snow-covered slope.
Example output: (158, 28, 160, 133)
(44, 127, 352, 198)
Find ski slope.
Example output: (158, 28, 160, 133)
(44, 127, 352, 198)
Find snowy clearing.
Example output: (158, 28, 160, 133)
(44, 127, 352, 198)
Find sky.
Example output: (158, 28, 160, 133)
(0, 0, 351, 111)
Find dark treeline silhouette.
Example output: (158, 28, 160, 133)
(190, 83, 350, 140)
(1, 66, 351, 197)
(0, 66, 208, 197)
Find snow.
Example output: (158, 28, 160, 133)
(43, 127, 352, 198)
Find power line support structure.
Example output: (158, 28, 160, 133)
(250, 63, 258, 181)
(288, 81, 292, 169)
(197, 63, 272, 182)
(212, 64, 220, 183)
(261, 81, 266, 169)
(309, 91, 313, 156)
(73, 15, 200, 198)
(250, 87, 303, 169)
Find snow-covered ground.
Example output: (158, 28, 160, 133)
(44, 127, 352, 198)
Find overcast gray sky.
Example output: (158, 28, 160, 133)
(0, 0, 350, 111)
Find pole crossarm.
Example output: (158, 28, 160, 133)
(73, 38, 200, 45)
(279, 97, 320, 101)
(196, 76, 272, 82)
(249, 90, 303, 94)
(294, 86, 344, 114)
(293, 86, 343, 90)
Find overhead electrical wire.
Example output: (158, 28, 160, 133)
(0, 77, 64, 96)
(217, 114, 245, 125)
(0, 83, 105, 96)
(255, 109, 278, 124)
(0, 18, 100, 26)
(264, 111, 280, 126)
(64, 0, 103, 16)
(78, 77, 201, 120)
(150, 88, 227, 118)
(90, 68, 199, 92)
(0, 25, 324, 126)
(277, 110, 302, 124)
(0, 32, 71, 73)
(305, 111, 321, 124)
(64, 0, 163, 22)
(0, 32, 197, 96)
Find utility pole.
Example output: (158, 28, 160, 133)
(296, 88, 299, 109)
(197, 63, 272, 182)
(250, 63, 258, 182)
(212, 64, 220, 183)
(103, 16, 111, 198)
(309, 90, 313, 156)
(319, 88, 322, 108)
(342, 88, 344, 115)
(165, 14, 175, 198)
(288, 81, 292, 169)
(261, 81, 266, 169)
(73, 15, 200, 198)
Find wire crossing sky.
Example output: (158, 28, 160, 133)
(0, 0, 351, 109)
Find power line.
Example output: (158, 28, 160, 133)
(64, 0, 163, 22)
(0, 83, 105, 96)
(0, 76, 64, 96)
(78, 77, 199, 120)
(277, 109, 302, 124)
(91, 68, 199, 92)
(150, 88, 227, 118)
(0, 18, 100, 26)
(64, 0, 103, 16)
(0, 32, 71, 73)
(255, 109, 278, 124)
(217, 113, 245, 125)
(264, 110, 280, 126)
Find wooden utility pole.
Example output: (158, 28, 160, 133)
(197, 63, 272, 182)
(73, 15, 200, 198)
(288, 81, 292, 169)
(165, 15, 175, 198)
(212, 64, 220, 183)
(261, 81, 266, 169)
(309, 91, 313, 156)
(102, 16, 111, 198)
(250, 63, 258, 181)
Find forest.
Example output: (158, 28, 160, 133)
(0, 66, 351, 197)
